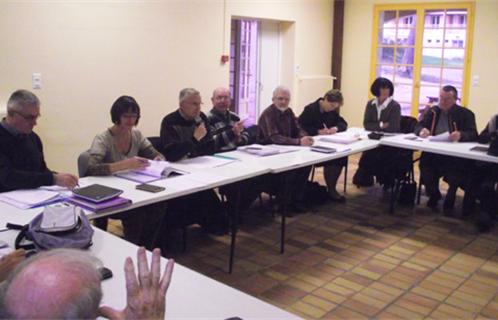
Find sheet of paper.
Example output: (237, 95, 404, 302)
(428, 132, 451, 142)
(0, 189, 60, 209)
(171, 156, 236, 172)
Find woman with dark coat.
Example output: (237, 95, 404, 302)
(353, 77, 401, 188)
(299, 89, 348, 202)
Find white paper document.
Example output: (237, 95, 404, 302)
(318, 132, 360, 144)
(428, 132, 451, 142)
(0, 189, 61, 209)
(237, 144, 301, 157)
(171, 156, 236, 172)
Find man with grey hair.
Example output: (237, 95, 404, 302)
(160, 88, 214, 161)
(158, 88, 226, 234)
(0, 247, 174, 319)
(0, 89, 78, 192)
(258, 86, 314, 212)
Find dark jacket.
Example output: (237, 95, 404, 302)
(298, 98, 348, 136)
(478, 114, 498, 144)
(414, 104, 478, 142)
(159, 110, 215, 162)
(258, 104, 306, 145)
(0, 125, 54, 192)
(206, 108, 250, 151)
(363, 98, 401, 133)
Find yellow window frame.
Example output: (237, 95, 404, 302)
(370, 2, 475, 116)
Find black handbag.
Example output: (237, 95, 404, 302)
(398, 170, 417, 206)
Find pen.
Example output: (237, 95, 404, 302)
(323, 123, 328, 129)
(245, 147, 262, 150)
(453, 121, 458, 131)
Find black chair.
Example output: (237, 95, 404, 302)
(148, 136, 188, 252)
(388, 116, 419, 214)
(77, 150, 110, 231)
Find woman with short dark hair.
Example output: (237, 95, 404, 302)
(86, 96, 166, 249)
(353, 77, 401, 188)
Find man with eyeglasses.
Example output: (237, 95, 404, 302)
(0, 89, 78, 192)
(159, 88, 226, 234)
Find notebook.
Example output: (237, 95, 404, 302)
(72, 184, 123, 203)
(66, 196, 132, 213)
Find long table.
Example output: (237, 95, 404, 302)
(0, 209, 300, 320)
(380, 134, 498, 164)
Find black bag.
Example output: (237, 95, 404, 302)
(488, 132, 498, 156)
(304, 181, 329, 205)
(398, 170, 417, 206)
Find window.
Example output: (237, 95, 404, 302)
(371, 3, 474, 117)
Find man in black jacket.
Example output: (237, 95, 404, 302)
(414, 85, 478, 213)
(0, 90, 78, 192)
(159, 88, 225, 234)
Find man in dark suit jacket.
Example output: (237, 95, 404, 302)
(414, 85, 478, 213)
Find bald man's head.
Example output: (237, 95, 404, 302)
(211, 87, 231, 112)
(0, 249, 102, 319)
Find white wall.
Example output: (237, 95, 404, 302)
(0, 0, 333, 173)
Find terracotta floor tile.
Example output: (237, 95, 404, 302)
(302, 294, 336, 312)
(332, 276, 365, 292)
(312, 288, 347, 304)
(296, 273, 328, 287)
(361, 286, 398, 303)
(383, 304, 425, 320)
(446, 294, 487, 314)
(291, 300, 327, 319)
(480, 301, 498, 319)
(323, 306, 369, 320)
(374, 253, 402, 265)
(430, 303, 476, 319)
(352, 266, 382, 280)
(286, 278, 318, 293)
(342, 298, 382, 317)
(411, 285, 448, 302)
(323, 282, 356, 297)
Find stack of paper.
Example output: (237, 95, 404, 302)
(318, 133, 360, 144)
(237, 144, 301, 157)
(0, 189, 61, 209)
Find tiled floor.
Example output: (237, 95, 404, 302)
(108, 154, 498, 319)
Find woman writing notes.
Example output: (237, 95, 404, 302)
(299, 89, 348, 202)
(87, 96, 167, 249)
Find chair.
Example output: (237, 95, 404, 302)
(388, 116, 419, 214)
(148, 136, 188, 252)
(310, 157, 349, 194)
(77, 150, 110, 231)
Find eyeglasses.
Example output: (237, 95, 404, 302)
(12, 110, 41, 122)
